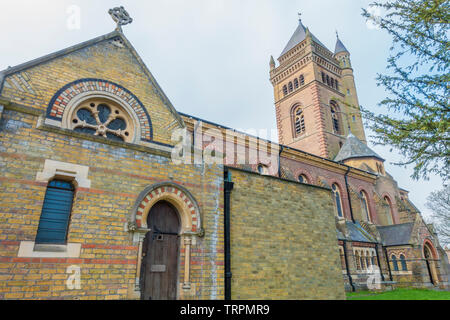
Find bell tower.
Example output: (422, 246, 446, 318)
(270, 17, 366, 160)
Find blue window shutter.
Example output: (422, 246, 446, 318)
(35, 180, 74, 244)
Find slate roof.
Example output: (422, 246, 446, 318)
(334, 37, 349, 54)
(346, 221, 377, 243)
(279, 20, 328, 57)
(334, 133, 384, 162)
(376, 223, 414, 246)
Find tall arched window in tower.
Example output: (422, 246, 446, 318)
(360, 190, 371, 222)
(292, 105, 306, 137)
(294, 78, 299, 89)
(299, 75, 305, 86)
(283, 85, 288, 96)
(384, 196, 394, 225)
(332, 183, 343, 218)
(288, 81, 293, 93)
(330, 101, 341, 134)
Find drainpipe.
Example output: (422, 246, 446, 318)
(224, 168, 234, 300)
(278, 145, 284, 178)
(344, 166, 355, 223)
(375, 243, 385, 282)
(384, 247, 393, 282)
(342, 240, 355, 292)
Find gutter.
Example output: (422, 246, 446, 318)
(224, 168, 234, 300)
(384, 246, 394, 282)
(375, 243, 385, 282)
(342, 239, 355, 292)
(278, 145, 284, 178)
(344, 166, 355, 223)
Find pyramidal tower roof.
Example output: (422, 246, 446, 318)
(279, 18, 327, 57)
(334, 33, 349, 54)
(334, 132, 384, 162)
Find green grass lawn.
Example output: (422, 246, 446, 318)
(347, 288, 450, 300)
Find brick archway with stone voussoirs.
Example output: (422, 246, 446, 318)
(45, 78, 153, 143)
(128, 182, 203, 299)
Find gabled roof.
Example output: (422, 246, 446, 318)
(0, 29, 184, 127)
(377, 223, 414, 246)
(334, 133, 384, 162)
(334, 37, 349, 54)
(279, 20, 328, 57)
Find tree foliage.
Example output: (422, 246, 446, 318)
(425, 186, 450, 247)
(361, 0, 449, 180)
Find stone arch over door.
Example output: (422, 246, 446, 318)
(423, 239, 439, 285)
(141, 200, 180, 300)
(128, 182, 203, 299)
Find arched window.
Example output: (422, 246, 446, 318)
(400, 254, 407, 271)
(332, 184, 343, 218)
(294, 78, 299, 89)
(371, 254, 377, 267)
(69, 98, 134, 142)
(330, 78, 335, 88)
(335, 79, 339, 90)
(360, 191, 371, 222)
(35, 180, 75, 244)
(365, 252, 370, 269)
(384, 196, 394, 225)
(391, 254, 399, 271)
(355, 251, 361, 270)
(298, 174, 308, 184)
(283, 85, 288, 96)
(288, 82, 293, 92)
(330, 101, 341, 134)
(299, 75, 305, 86)
(293, 107, 306, 137)
(257, 164, 268, 175)
(360, 254, 366, 270)
(326, 74, 330, 86)
(321, 72, 326, 83)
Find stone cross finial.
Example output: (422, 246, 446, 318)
(108, 6, 133, 30)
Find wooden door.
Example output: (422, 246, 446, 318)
(141, 201, 180, 300)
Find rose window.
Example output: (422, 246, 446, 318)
(70, 99, 134, 142)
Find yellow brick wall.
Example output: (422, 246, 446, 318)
(228, 168, 346, 299)
(0, 108, 224, 299)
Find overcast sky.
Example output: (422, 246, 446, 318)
(1, 0, 445, 220)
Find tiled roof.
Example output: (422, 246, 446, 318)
(279, 20, 328, 57)
(334, 133, 384, 162)
(376, 223, 414, 246)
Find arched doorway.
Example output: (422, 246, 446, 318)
(424, 242, 439, 286)
(141, 201, 180, 300)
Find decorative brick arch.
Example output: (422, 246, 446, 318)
(293, 169, 314, 184)
(381, 192, 397, 224)
(131, 182, 202, 234)
(423, 239, 438, 260)
(356, 187, 377, 223)
(46, 78, 153, 142)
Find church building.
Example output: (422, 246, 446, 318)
(0, 8, 448, 299)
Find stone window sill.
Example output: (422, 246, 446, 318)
(17, 241, 81, 258)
